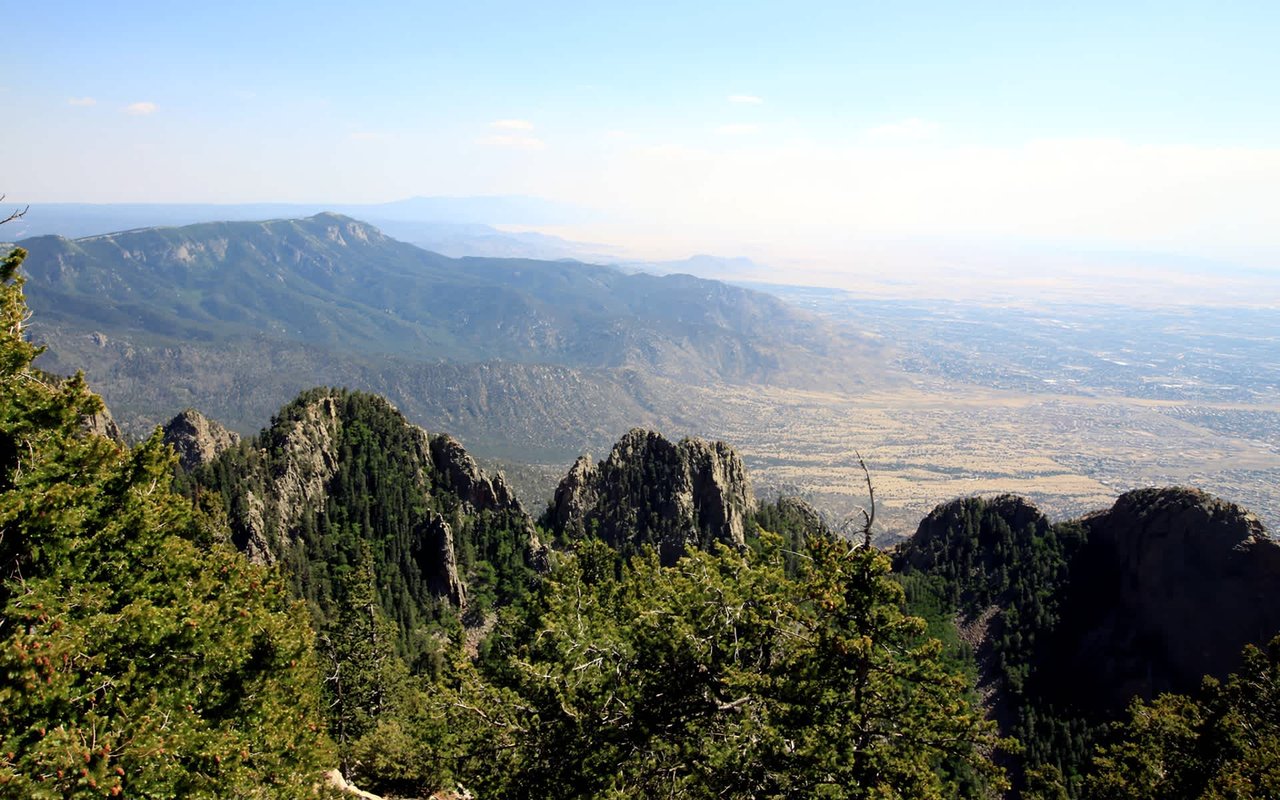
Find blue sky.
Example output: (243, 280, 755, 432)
(5, 1, 1280, 269)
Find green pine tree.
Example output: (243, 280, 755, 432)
(1086, 636, 1280, 800)
(0, 246, 333, 798)
(321, 543, 409, 769)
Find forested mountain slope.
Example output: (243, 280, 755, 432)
(20, 213, 844, 376)
(13, 213, 889, 462)
(895, 490, 1280, 797)
(178, 388, 544, 665)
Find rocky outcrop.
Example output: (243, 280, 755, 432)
(161, 408, 240, 471)
(900, 487, 1280, 718)
(549, 455, 600, 534)
(417, 510, 466, 608)
(547, 428, 753, 564)
(772, 496, 831, 538)
(236, 393, 342, 565)
(81, 407, 125, 444)
(426, 430, 548, 572)
(65, 375, 125, 444)
(895, 488, 1280, 791)
(429, 432, 520, 512)
(323, 769, 383, 800)
(199, 389, 542, 646)
(1062, 487, 1280, 704)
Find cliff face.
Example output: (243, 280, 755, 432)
(547, 428, 753, 564)
(425, 430, 548, 577)
(161, 408, 241, 471)
(896, 488, 1280, 790)
(899, 486, 1280, 719)
(236, 392, 344, 567)
(1062, 487, 1280, 704)
(81, 407, 125, 445)
(189, 389, 541, 652)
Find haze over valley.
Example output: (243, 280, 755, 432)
(10, 207, 1278, 539)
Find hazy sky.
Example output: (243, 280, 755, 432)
(6, 1, 1280, 268)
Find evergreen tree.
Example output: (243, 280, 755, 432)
(321, 544, 408, 769)
(775, 536, 1007, 798)
(454, 534, 1006, 799)
(0, 247, 332, 798)
(1086, 636, 1280, 800)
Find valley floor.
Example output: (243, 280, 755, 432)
(501, 378, 1280, 541)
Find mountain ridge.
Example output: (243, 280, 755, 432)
(18, 212, 865, 382)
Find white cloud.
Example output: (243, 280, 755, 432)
(865, 117, 940, 142)
(478, 134, 546, 150)
(728, 94, 764, 105)
(67, 97, 97, 107)
(490, 119, 535, 131)
(604, 130, 632, 139)
(124, 101, 158, 116)
(349, 131, 389, 142)
(717, 123, 760, 135)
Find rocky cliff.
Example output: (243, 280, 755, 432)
(161, 408, 241, 471)
(896, 486, 1274, 793)
(186, 389, 541, 657)
(901, 487, 1280, 702)
(895, 487, 1280, 791)
(1058, 487, 1280, 706)
(546, 428, 753, 564)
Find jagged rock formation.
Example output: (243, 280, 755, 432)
(430, 433, 520, 511)
(770, 496, 831, 538)
(187, 388, 541, 658)
(80, 406, 124, 444)
(546, 428, 753, 564)
(235, 392, 344, 567)
(161, 408, 240, 471)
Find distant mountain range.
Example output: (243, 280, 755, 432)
(2, 196, 592, 240)
(3, 199, 777, 284)
(16, 213, 886, 463)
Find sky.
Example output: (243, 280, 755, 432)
(5, 0, 1280, 274)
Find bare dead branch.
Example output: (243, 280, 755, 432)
(838, 451, 878, 552)
(0, 196, 28, 227)
(856, 450, 876, 548)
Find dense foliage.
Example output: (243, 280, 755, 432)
(0, 247, 332, 797)
(186, 388, 538, 666)
(336, 533, 1007, 799)
(1086, 636, 1280, 799)
(894, 496, 1098, 796)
